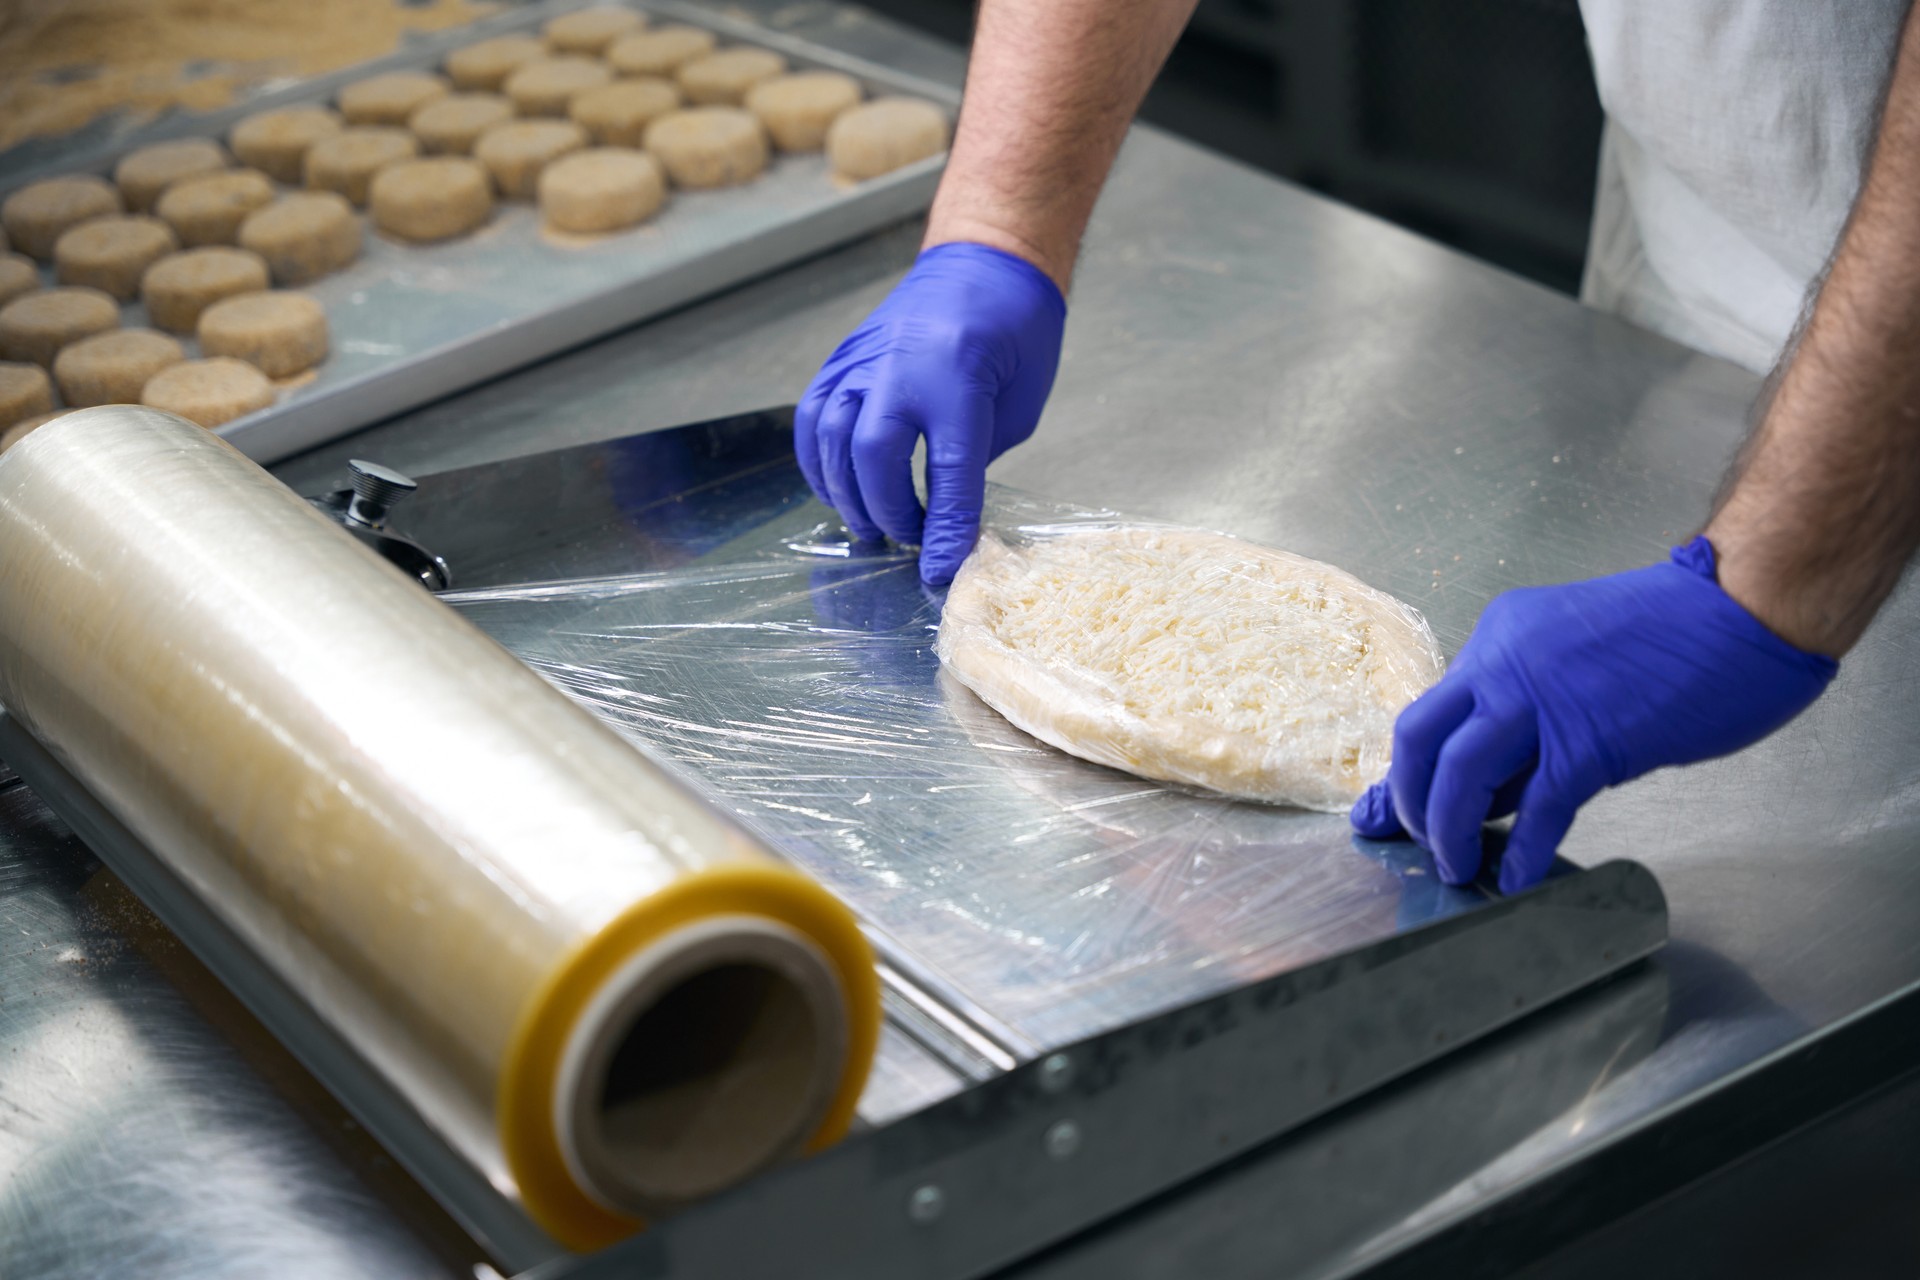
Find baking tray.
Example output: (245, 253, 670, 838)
(0, 0, 956, 464)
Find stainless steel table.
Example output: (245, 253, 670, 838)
(5, 2, 1919, 1277)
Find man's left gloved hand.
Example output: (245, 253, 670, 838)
(1350, 536, 1839, 893)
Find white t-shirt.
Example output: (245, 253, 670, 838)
(1577, 1, 1907, 372)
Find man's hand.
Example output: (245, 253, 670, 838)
(1350, 537, 1837, 893)
(794, 243, 1065, 585)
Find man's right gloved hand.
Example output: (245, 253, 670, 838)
(795, 241, 1067, 586)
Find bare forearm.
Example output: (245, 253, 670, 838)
(925, 0, 1199, 289)
(1705, 8, 1920, 656)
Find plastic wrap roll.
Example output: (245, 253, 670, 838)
(0, 407, 878, 1252)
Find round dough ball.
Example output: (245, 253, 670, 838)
(197, 290, 329, 378)
(114, 138, 231, 213)
(230, 105, 345, 184)
(504, 56, 613, 117)
(607, 25, 716, 77)
(52, 328, 184, 406)
(642, 107, 768, 189)
(569, 77, 680, 147)
(676, 48, 787, 106)
(1, 409, 71, 453)
(826, 97, 950, 181)
(53, 215, 179, 300)
(3, 177, 124, 262)
(304, 127, 420, 206)
(474, 119, 587, 199)
(141, 246, 270, 334)
(154, 169, 276, 247)
(141, 357, 275, 428)
(338, 70, 450, 126)
(0, 361, 54, 426)
(0, 288, 119, 365)
(445, 34, 548, 91)
(409, 93, 514, 154)
(1, 253, 43, 309)
(746, 71, 862, 152)
(239, 192, 362, 285)
(544, 6, 643, 55)
(539, 148, 666, 233)
(369, 156, 494, 241)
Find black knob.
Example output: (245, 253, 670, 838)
(345, 459, 417, 528)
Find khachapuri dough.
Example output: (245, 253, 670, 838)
(0, 287, 120, 365)
(0, 410, 69, 452)
(543, 6, 643, 55)
(230, 105, 346, 184)
(410, 92, 515, 154)
(52, 328, 185, 407)
(369, 156, 494, 241)
(338, 70, 451, 126)
(0, 361, 54, 426)
(474, 119, 587, 199)
(140, 356, 275, 427)
(3, 176, 124, 262)
(642, 107, 767, 188)
(239, 193, 363, 285)
(197, 290, 329, 378)
(606, 25, 716, 78)
(114, 138, 231, 213)
(675, 48, 787, 106)
(304, 127, 421, 206)
(538, 148, 666, 233)
(445, 34, 548, 92)
(746, 71, 863, 152)
(53, 215, 179, 300)
(141, 246, 271, 334)
(826, 97, 950, 181)
(0, 254, 38, 309)
(504, 56, 613, 117)
(568, 78, 681, 147)
(154, 168, 277, 247)
(935, 528, 1446, 811)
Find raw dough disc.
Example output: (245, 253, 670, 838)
(369, 157, 494, 241)
(0, 361, 54, 426)
(746, 71, 862, 152)
(197, 290, 329, 378)
(141, 247, 271, 334)
(503, 56, 613, 117)
(538, 148, 666, 233)
(569, 78, 681, 147)
(607, 25, 716, 77)
(0, 409, 70, 452)
(53, 215, 179, 300)
(140, 356, 275, 427)
(305, 127, 421, 206)
(239, 193, 363, 285)
(155, 169, 277, 247)
(0, 254, 37, 309)
(410, 93, 515, 154)
(543, 6, 643, 54)
(230, 105, 346, 184)
(445, 34, 548, 91)
(52, 328, 185, 406)
(474, 120, 588, 199)
(826, 97, 950, 181)
(338, 70, 451, 126)
(3, 176, 124, 262)
(642, 107, 767, 189)
(934, 527, 1446, 811)
(676, 48, 787, 106)
(0, 287, 120, 365)
(114, 138, 231, 213)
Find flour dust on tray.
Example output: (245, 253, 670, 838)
(936, 526, 1445, 811)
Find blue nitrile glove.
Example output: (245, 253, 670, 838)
(795, 242, 1067, 586)
(1350, 536, 1838, 894)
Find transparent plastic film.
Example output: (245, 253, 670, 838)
(0, 408, 880, 1254)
